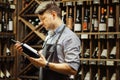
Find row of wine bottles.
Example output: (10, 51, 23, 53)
(0, 10, 14, 32)
(60, 1, 120, 32)
(70, 68, 117, 80)
(0, 58, 14, 79)
(0, 69, 11, 79)
(28, 18, 40, 28)
(27, 17, 48, 36)
(23, 0, 120, 33)
(0, 0, 15, 32)
(80, 46, 116, 59)
(0, 0, 14, 3)
(80, 71, 116, 80)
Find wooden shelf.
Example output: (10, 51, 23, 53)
(20, 75, 39, 79)
(76, 32, 120, 35)
(80, 58, 120, 62)
(17, 0, 120, 80)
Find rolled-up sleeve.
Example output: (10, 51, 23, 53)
(63, 35, 80, 71)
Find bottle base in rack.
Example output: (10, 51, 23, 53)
(107, 34, 115, 39)
(89, 60, 97, 65)
(98, 61, 106, 66)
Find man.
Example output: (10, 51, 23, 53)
(15, 1, 80, 80)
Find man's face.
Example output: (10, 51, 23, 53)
(39, 12, 54, 30)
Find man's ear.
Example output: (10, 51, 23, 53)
(51, 11, 57, 19)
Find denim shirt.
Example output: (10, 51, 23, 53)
(43, 24, 81, 71)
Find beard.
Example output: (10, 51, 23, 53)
(46, 23, 55, 31)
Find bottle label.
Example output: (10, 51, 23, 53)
(6, 69, 10, 78)
(10, 4, 15, 9)
(99, 23, 106, 31)
(110, 46, 116, 55)
(23, 44, 38, 54)
(94, 19, 98, 28)
(66, 2, 72, 6)
(84, 72, 90, 80)
(108, 18, 114, 27)
(111, 73, 116, 80)
(112, 0, 119, 3)
(81, 34, 89, 39)
(74, 23, 81, 31)
(8, 21, 13, 31)
(83, 21, 88, 31)
(101, 49, 107, 58)
(92, 19, 94, 25)
(93, 0, 100, 4)
(102, 77, 106, 80)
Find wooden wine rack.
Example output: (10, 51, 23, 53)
(17, 0, 120, 80)
(0, 0, 17, 80)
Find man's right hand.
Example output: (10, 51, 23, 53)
(14, 42, 23, 54)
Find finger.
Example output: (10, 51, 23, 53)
(15, 43, 21, 49)
(15, 43, 23, 52)
(38, 51, 45, 58)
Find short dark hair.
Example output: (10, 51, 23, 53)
(35, 2, 61, 18)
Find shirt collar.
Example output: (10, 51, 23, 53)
(54, 24, 65, 34)
(47, 24, 65, 37)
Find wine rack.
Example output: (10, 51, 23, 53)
(0, 0, 17, 80)
(17, 0, 120, 80)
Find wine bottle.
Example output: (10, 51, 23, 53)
(61, 10, 66, 24)
(6, 47, 11, 56)
(79, 47, 82, 58)
(31, 18, 39, 27)
(84, 72, 90, 80)
(92, 47, 98, 58)
(24, 0, 30, 7)
(0, 69, 5, 79)
(8, 13, 13, 32)
(67, 7, 73, 30)
(94, 73, 99, 80)
(74, 9, 81, 32)
(111, 73, 116, 80)
(108, 6, 115, 32)
(78, 70, 82, 79)
(109, 46, 116, 59)
(66, 2, 73, 30)
(8, 0, 15, 11)
(5, 69, 10, 78)
(61, 2, 66, 24)
(11, 39, 40, 58)
(100, 49, 107, 59)
(69, 75, 74, 80)
(34, 18, 40, 27)
(102, 76, 106, 80)
(99, 7, 106, 32)
(83, 7, 90, 32)
(8, 0, 14, 4)
(92, 6, 98, 32)
(1, 11, 7, 32)
(83, 49, 90, 58)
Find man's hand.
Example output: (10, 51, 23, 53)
(27, 50, 47, 68)
(15, 42, 23, 54)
